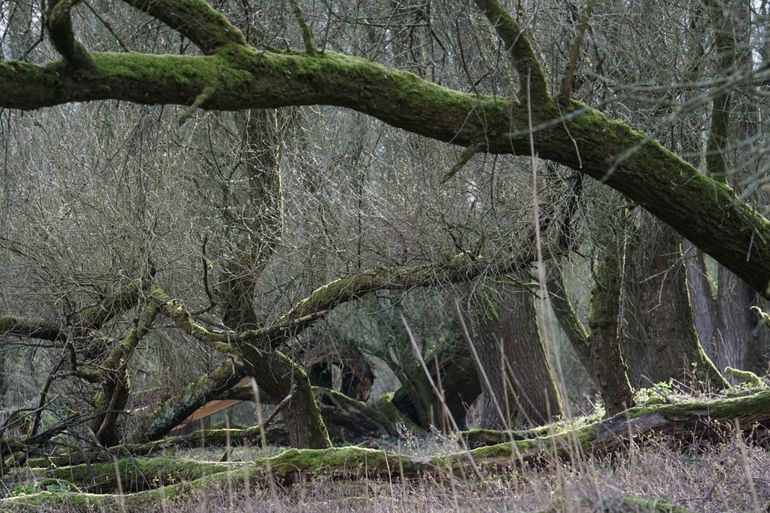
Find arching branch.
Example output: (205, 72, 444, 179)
(121, 0, 246, 54)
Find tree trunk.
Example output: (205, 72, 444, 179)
(683, 241, 717, 357)
(622, 214, 726, 390)
(467, 279, 562, 428)
(467, 290, 518, 430)
(215, 108, 330, 449)
(392, 339, 481, 431)
(588, 218, 634, 415)
(499, 284, 563, 426)
(239, 348, 330, 449)
(547, 267, 595, 381)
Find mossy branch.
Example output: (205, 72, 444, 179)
(473, 0, 549, 102)
(8, 388, 770, 511)
(45, 0, 93, 68)
(0, 315, 64, 341)
(149, 287, 237, 355)
(289, 0, 315, 55)
(121, 0, 246, 54)
(97, 302, 159, 374)
(72, 278, 146, 333)
(440, 143, 483, 184)
(282, 252, 533, 322)
(1, 47, 769, 297)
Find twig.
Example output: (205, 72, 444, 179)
(178, 85, 216, 126)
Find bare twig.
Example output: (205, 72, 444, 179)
(440, 143, 483, 184)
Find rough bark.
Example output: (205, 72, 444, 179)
(622, 215, 726, 390)
(467, 289, 518, 430)
(2, 6, 770, 296)
(499, 285, 563, 425)
(589, 220, 634, 415)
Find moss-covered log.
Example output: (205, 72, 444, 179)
(7, 386, 769, 510)
(460, 387, 770, 449)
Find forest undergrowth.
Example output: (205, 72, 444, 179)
(6, 434, 769, 513)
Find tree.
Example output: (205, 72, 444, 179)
(2, 0, 770, 461)
(1, 0, 769, 300)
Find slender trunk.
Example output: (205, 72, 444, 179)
(684, 241, 717, 357)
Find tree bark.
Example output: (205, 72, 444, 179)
(498, 284, 563, 426)
(2, 39, 770, 296)
(588, 218, 634, 415)
(622, 215, 726, 390)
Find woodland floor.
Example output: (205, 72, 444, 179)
(8, 435, 770, 513)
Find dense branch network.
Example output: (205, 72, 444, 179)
(1, 0, 767, 297)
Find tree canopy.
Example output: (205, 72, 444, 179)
(2, 0, 769, 295)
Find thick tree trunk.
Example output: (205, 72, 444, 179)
(622, 215, 726, 390)
(468, 280, 562, 428)
(468, 290, 518, 430)
(240, 349, 330, 449)
(216, 108, 330, 449)
(712, 272, 755, 371)
(499, 284, 562, 426)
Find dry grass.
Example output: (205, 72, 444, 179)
(38, 435, 766, 513)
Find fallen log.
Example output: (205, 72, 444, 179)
(6, 388, 770, 511)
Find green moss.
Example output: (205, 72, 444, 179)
(45, 457, 236, 493)
(264, 447, 417, 479)
(374, 393, 424, 434)
(725, 367, 766, 389)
